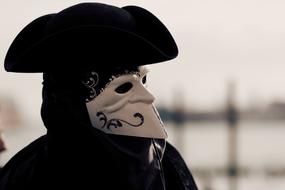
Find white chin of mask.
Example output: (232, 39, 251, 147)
(85, 67, 167, 139)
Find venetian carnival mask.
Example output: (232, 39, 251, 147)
(82, 66, 167, 139)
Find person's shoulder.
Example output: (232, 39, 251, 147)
(0, 135, 48, 189)
(1, 135, 48, 171)
(163, 141, 198, 190)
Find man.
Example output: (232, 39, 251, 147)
(0, 3, 198, 190)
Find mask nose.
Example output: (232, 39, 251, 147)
(129, 84, 155, 104)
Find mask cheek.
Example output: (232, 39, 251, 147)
(104, 96, 130, 113)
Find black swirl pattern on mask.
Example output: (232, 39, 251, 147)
(81, 71, 99, 102)
(96, 112, 144, 130)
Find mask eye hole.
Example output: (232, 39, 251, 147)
(142, 75, 147, 84)
(115, 82, 133, 94)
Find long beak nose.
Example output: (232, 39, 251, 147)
(129, 85, 155, 104)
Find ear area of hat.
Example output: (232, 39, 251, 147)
(4, 14, 55, 72)
(122, 6, 178, 60)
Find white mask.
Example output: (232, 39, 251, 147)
(84, 67, 167, 139)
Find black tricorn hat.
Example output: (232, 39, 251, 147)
(4, 3, 178, 73)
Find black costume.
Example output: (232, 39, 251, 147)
(0, 3, 198, 190)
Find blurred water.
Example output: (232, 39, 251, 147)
(166, 120, 285, 168)
(1, 120, 285, 190)
(166, 120, 285, 190)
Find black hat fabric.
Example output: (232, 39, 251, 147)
(4, 3, 178, 73)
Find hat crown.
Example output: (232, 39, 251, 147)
(5, 2, 178, 73)
(45, 3, 135, 35)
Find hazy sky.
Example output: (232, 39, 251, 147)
(1, 0, 285, 120)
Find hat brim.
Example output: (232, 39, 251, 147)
(5, 6, 178, 73)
